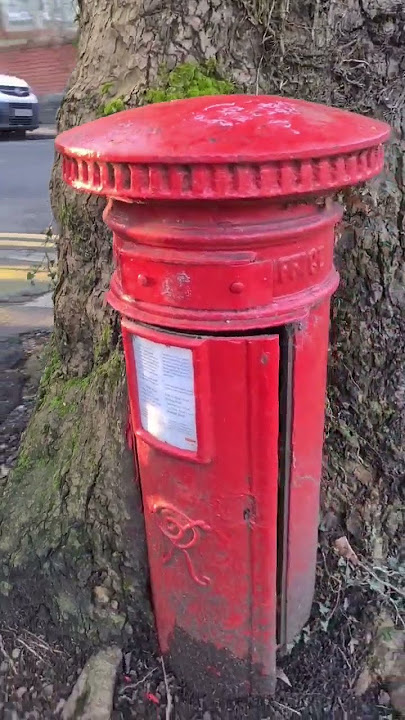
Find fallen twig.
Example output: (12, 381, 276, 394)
(119, 666, 158, 692)
(358, 561, 405, 600)
(0, 634, 16, 675)
(273, 700, 301, 716)
(16, 637, 49, 664)
(160, 656, 173, 720)
(24, 632, 63, 654)
(4, 626, 64, 655)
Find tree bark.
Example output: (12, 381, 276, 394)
(0, 0, 403, 664)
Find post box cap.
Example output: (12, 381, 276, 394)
(56, 95, 390, 201)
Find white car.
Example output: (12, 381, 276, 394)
(0, 74, 39, 137)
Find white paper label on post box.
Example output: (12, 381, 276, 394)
(132, 335, 197, 452)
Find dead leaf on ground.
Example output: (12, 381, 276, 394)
(354, 667, 372, 697)
(276, 667, 292, 687)
(334, 536, 359, 565)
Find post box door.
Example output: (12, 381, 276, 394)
(278, 300, 331, 646)
(122, 319, 280, 696)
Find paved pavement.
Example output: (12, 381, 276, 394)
(0, 135, 55, 234)
(0, 299, 53, 338)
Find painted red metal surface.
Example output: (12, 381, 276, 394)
(103, 199, 340, 332)
(57, 95, 388, 201)
(280, 298, 333, 645)
(56, 96, 389, 697)
(122, 320, 280, 695)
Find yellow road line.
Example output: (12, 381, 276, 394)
(0, 267, 51, 280)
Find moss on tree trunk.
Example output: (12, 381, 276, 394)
(0, 343, 151, 646)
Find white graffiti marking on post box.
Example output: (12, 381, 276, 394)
(150, 500, 212, 587)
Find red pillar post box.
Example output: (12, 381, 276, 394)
(56, 96, 389, 697)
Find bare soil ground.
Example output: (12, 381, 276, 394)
(113, 555, 394, 720)
(0, 332, 83, 718)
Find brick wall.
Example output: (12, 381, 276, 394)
(0, 42, 75, 96)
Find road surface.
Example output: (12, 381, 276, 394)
(0, 136, 54, 234)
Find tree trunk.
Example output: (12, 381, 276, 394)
(0, 0, 403, 687)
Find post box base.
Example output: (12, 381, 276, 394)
(166, 627, 276, 699)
